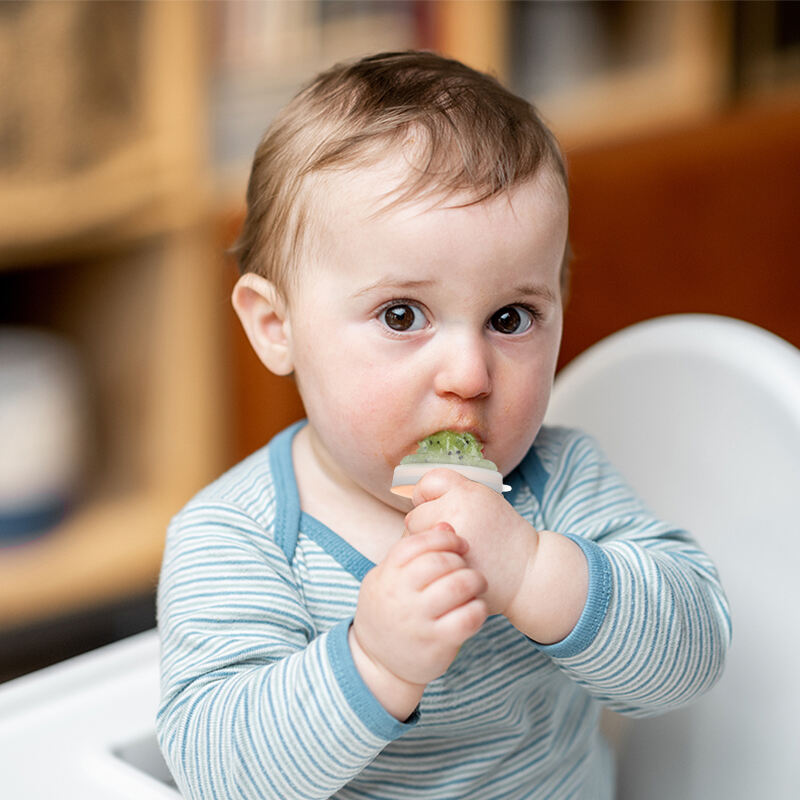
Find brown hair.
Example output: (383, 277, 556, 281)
(233, 50, 568, 296)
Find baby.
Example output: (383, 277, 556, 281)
(157, 51, 730, 799)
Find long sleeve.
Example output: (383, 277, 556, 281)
(156, 501, 415, 800)
(528, 428, 732, 717)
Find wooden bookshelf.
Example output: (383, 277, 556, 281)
(0, 1, 224, 630)
(425, 1, 733, 148)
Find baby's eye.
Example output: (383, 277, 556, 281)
(381, 303, 427, 332)
(489, 305, 535, 335)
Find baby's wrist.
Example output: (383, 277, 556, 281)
(502, 533, 539, 624)
(348, 625, 424, 722)
(497, 520, 539, 618)
(504, 530, 589, 644)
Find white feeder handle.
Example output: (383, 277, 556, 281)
(390, 462, 511, 497)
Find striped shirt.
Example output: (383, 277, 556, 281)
(157, 421, 731, 799)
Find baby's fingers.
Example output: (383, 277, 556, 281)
(405, 502, 447, 536)
(390, 523, 467, 568)
(405, 549, 468, 591)
(434, 597, 489, 646)
(423, 567, 488, 620)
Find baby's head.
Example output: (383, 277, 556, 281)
(233, 51, 570, 505)
(233, 50, 569, 299)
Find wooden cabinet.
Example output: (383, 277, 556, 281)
(561, 97, 800, 370)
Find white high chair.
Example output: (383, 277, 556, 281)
(0, 628, 174, 798)
(545, 314, 800, 799)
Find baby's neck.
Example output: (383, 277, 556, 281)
(292, 426, 406, 564)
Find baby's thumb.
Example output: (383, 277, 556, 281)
(411, 467, 461, 506)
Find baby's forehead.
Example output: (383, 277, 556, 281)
(291, 153, 568, 303)
(314, 153, 567, 226)
(297, 159, 568, 297)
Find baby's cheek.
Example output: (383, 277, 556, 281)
(338, 395, 389, 450)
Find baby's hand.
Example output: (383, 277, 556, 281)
(405, 469, 589, 645)
(404, 469, 538, 618)
(349, 523, 488, 721)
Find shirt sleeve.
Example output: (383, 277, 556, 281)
(156, 501, 416, 800)
(533, 428, 732, 718)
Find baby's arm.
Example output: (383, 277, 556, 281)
(158, 503, 457, 800)
(404, 430, 731, 717)
(534, 432, 732, 716)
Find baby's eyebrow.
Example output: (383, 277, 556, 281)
(352, 278, 435, 298)
(514, 283, 558, 304)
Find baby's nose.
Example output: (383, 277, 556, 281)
(433, 329, 492, 400)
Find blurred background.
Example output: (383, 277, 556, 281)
(1, 0, 798, 682)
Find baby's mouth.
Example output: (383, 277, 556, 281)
(416, 425, 486, 447)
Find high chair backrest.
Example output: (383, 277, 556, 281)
(545, 314, 800, 800)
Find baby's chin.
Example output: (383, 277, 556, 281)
(342, 457, 409, 505)
(349, 472, 412, 513)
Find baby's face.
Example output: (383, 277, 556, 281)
(287, 159, 568, 508)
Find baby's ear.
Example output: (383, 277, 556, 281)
(231, 273, 294, 376)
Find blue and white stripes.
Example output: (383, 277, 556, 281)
(157, 423, 730, 799)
